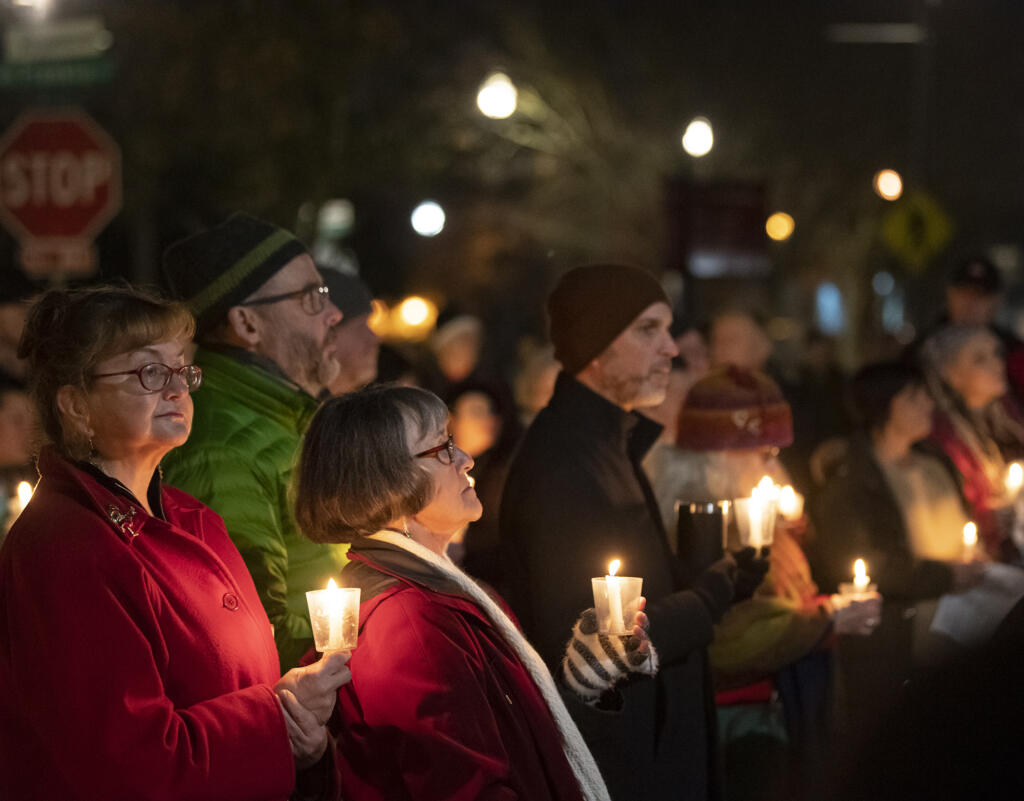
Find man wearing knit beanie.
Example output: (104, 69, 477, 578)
(501, 263, 742, 801)
(161, 212, 347, 670)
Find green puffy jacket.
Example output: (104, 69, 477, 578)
(162, 347, 348, 670)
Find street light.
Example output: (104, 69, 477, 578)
(476, 72, 518, 119)
(766, 212, 795, 241)
(682, 117, 713, 157)
(411, 201, 445, 236)
(873, 169, 903, 201)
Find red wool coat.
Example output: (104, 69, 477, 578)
(0, 449, 295, 801)
(332, 545, 586, 801)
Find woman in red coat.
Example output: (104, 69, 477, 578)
(0, 286, 350, 801)
(295, 386, 657, 801)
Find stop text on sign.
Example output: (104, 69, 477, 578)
(2, 150, 114, 208)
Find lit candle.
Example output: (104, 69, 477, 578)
(305, 578, 360, 652)
(606, 559, 626, 635)
(963, 521, 978, 562)
(1007, 462, 1024, 497)
(853, 559, 870, 590)
(5, 480, 33, 530)
(778, 485, 804, 522)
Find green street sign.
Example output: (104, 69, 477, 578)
(0, 57, 114, 89)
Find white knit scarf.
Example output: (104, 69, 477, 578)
(368, 530, 612, 801)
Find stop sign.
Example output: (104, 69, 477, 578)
(0, 108, 121, 270)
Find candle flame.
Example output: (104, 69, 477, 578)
(327, 578, 338, 591)
(1008, 463, 1024, 493)
(757, 475, 775, 493)
(16, 481, 32, 508)
(963, 522, 978, 547)
(854, 559, 867, 581)
(608, 559, 621, 577)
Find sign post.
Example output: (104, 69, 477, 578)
(0, 108, 121, 277)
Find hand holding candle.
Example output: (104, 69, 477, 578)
(592, 559, 644, 635)
(305, 578, 360, 652)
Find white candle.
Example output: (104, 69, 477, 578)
(1007, 463, 1024, 497)
(747, 495, 764, 550)
(778, 485, 804, 522)
(963, 522, 978, 562)
(305, 578, 360, 652)
(853, 559, 870, 590)
(606, 559, 626, 635)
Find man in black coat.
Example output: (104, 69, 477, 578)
(500, 264, 741, 801)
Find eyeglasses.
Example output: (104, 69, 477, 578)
(415, 434, 456, 465)
(239, 283, 330, 316)
(92, 363, 203, 392)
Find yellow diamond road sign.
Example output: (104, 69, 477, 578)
(881, 190, 953, 272)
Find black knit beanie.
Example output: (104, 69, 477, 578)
(162, 213, 308, 336)
(547, 264, 669, 374)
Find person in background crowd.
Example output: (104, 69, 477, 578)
(708, 310, 774, 374)
(501, 264, 769, 801)
(513, 340, 560, 426)
(0, 369, 37, 520)
(909, 256, 1024, 408)
(0, 286, 350, 801)
(295, 385, 656, 801)
(810, 361, 986, 759)
(920, 324, 1024, 560)
(320, 268, 380, 396)
(161, 213, 346, 670)
(448, 380, 522, 584)
(0, 270, 37, 380)
(422, 314, 485, 398)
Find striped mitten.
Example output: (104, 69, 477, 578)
(561, 608, 659, 704)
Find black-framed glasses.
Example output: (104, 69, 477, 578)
(415, 434, 456, 465)
(92, 363, 203, 392)
(239, 283, 330, 316)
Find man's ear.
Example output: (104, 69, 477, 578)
(55, 385, 92, 447)
(224, 306, 262, 348)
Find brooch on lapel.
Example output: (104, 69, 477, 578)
(107, 504, 139, 539)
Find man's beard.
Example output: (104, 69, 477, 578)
(282, 328, 340, 396)
(607, 366, 670, 411)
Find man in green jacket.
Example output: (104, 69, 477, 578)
(162, 213, 346, 669)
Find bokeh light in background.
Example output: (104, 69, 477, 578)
(873, 169, 903, 201)
(476, 72, 518, 119)
(410, 201, 445, 236)
(765, 212, 795, 241)
(872, 271, 895, 296)
(367, 296, 440, 342)
(681, 117, 714, 157)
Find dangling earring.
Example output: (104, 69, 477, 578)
(402, 518, 411, 538)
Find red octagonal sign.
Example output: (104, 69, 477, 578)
(0, 108, 122, 276)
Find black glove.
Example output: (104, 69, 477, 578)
(732, 546, 770, 602)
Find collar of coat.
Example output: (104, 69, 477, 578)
(548, 371, 663, 461)
(345, 534, 503, 612)
(193, 345, 319, 432)
(34, 446, 207, 544)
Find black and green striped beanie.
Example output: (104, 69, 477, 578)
(162, 212, 308, 337)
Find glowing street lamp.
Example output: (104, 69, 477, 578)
(411, 201, 445, 237)
(874, 169, 903, 201)
(766, 212, 795, 242)
(476, 72, 518, 119)
(682, 117, 714, 157)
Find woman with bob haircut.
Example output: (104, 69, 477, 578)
(0, 285, 350, 801)
(295, 385, 658, 801)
